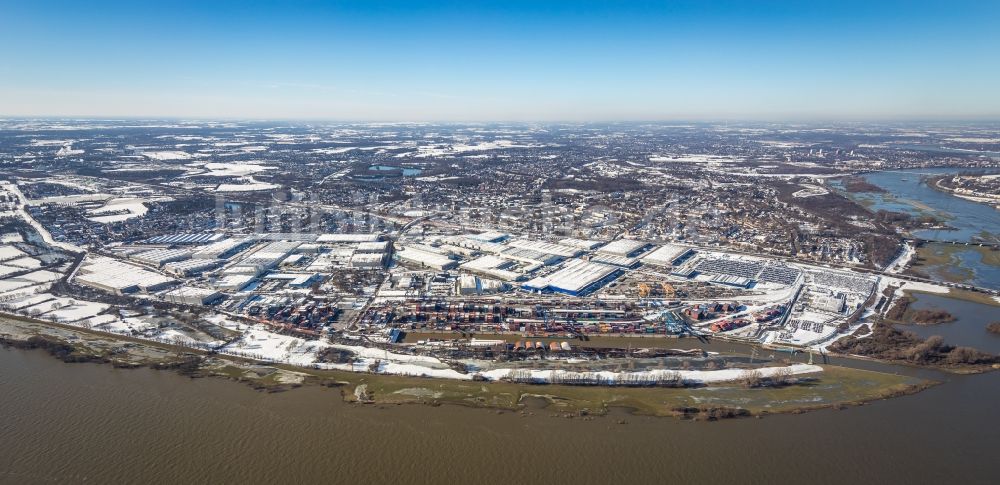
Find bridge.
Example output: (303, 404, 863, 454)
(906, 238, 1000, 249)
(395, 212, 439, 236)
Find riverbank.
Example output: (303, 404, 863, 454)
(0, 314, 934, 420)
(926, 175, 1000, 210)
(905, 243, 1000, 286)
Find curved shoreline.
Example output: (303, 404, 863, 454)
(926, 175, 1000, 212)
(1, 313, 938, 421)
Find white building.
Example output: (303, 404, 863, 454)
(162, 286, 222, 306)
(396, 247, 456, 270)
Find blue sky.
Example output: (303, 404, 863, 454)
(1, 0, 998, 120)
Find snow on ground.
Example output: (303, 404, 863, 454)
(478, 363, 823, 384)
(198, 162, 275, 177)
(330, 342, 444, 364)
(395, 140, 542, 158)
(86, 198, 148, 223)
(0, 246, 26, 261)
(0, 283, 48, 302)
(312, 147, 357, 155)
(82, 314, 120, 328)
(221, 325, 330, 365)
(792, 184, 829, 198)
(378, 362, 468, 379)
(1, 292, 56, 310)
(215, 176, 281, 192)
(885, 242, 915, 274)
(204, 313, 250, 332)
(41, 300, 110, 323)
(143, 151, 192, 161)
(0, 265, 20, 278)
(100, 317, 159, 333)
(0, 279, 43, 295)
(649, 154, 743, 164)
(890, 279, 950, 296)
(944, 137, 1000, 143)
(215, 181, 281, 192)
(2, 183, 89, 253)
(14, 269, 62, 283)
(5, 256, 42, 270)
(159, 328, 220, 346)
(55, 144, 84, 157)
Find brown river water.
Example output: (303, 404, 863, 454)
(1, 347, 998, 485)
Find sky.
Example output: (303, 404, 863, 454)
(1, 0, 998, 121)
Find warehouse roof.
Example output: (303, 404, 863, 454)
(522, 259, 620, 295)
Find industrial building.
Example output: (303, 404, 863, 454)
(589, 253, 640, 268)
(215, 274, 255, 291)
(460, 255, 522, 281)
(641, 244, 695, 267)
(356, 241, 389, 253)
(467, 231, 509, 243)
(163, 259, 222, 277)
(506, 239, 583, 258)
(130, 248, 192, 267)
(162, 286, 223, 306)
(456, 274, 505, 295)
(813, 293, 847, 313)
(316, 233, 381, 243)
(75, 256, 176, 295)
(522, 259, 622, 296)
(192, 237, 255, 260)
(263, 272, 321, 288)
(597, 239, 649, 257)
(709, 274, 753, 288)
(558, 237, 604, 250)
(230, 240, 300, 275)
(144, 233, 225, 245)
(349, 252, 387, 269)
(500, 247, 563, 266)
(395, 246, 457, 270)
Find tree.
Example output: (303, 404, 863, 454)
(770, 367, 793, 387)
(739, 369, 763, 389)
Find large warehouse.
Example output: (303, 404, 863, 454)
(522, 259, 622, 296)
(641, 244, 695, 267)
(162, 286, 223, 306)
(395, 246, 457, 270)
(316, 233, 382, 243)
(75, 256, 176, 295)
(597, 239, 649, 257)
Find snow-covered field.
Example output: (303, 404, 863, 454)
(198, 162, 275, 177)
(215, 181, 281, 192)
(86, 198, 148, 223)
(143, 150, 192, 160)
(478, 363, 823, 384)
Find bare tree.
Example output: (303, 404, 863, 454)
(739, 369, 763, 389)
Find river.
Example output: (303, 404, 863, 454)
(1, 347, 998, 484)
(899, 293, 1000, 354)
(852, 168, 1000, 243)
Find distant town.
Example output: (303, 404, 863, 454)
(1, 120, 998, 392)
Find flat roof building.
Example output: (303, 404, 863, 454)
(162, 286, 223, 306)
(316, 233, 381, 243)
(75, 256, 176, 295)
(130, 248, 192, 267)
(522, 259, 621, 296)
(597, 239, 649, 257)
(396, 247, 457, 270)
(163, 259, 222, 277)
(641, 244, 696, 267)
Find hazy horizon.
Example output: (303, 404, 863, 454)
(3, 0, 999, 121)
